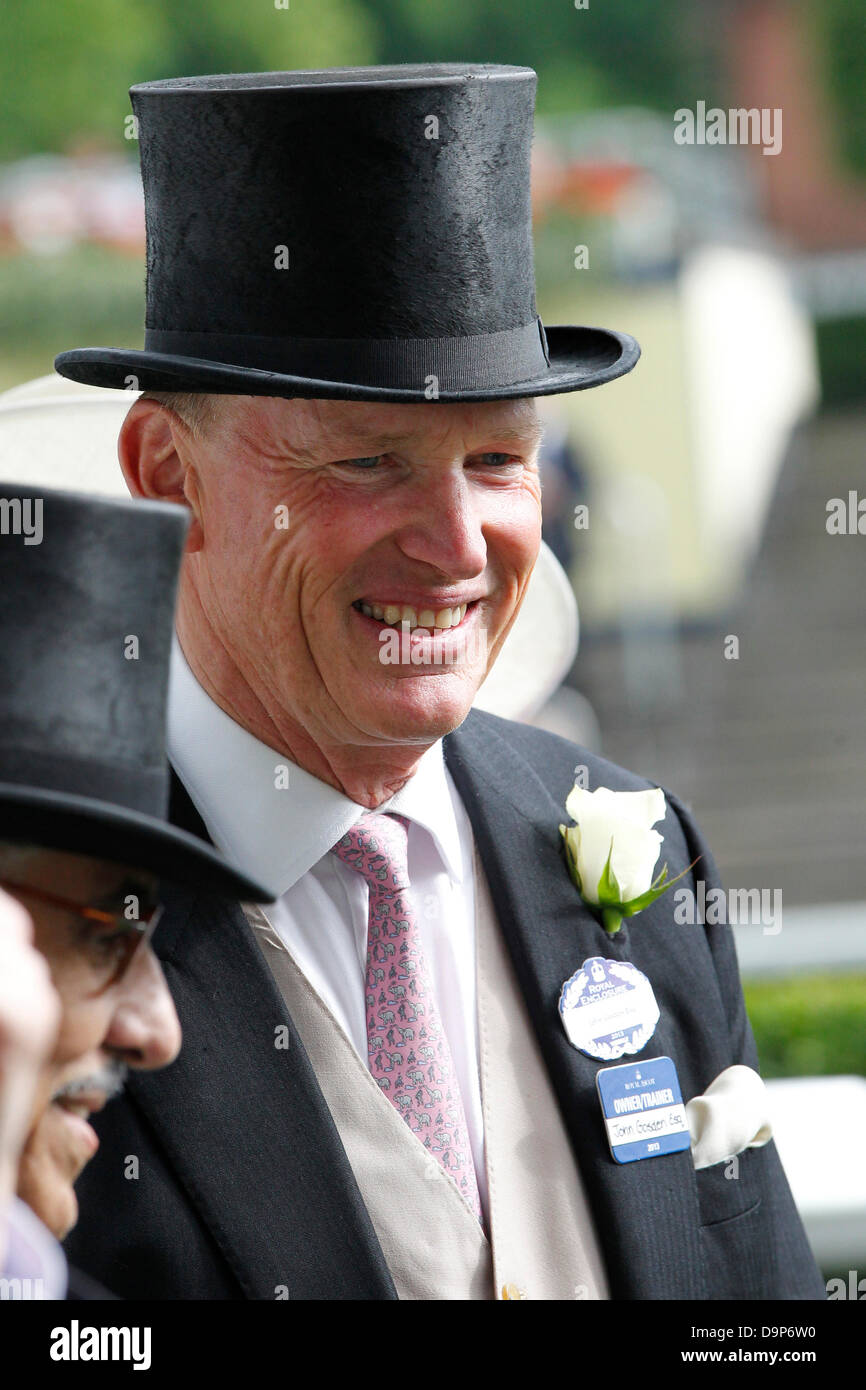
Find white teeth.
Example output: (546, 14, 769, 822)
(356, 600, 470, 630)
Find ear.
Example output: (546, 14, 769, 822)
(118, 400, 204, 552)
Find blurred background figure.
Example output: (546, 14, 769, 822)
(1, 0, 864, 1285)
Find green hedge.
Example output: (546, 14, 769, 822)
(815, 316, 866, 408)
(0, 247, 142, 354)
(744, 974, 866, 1079)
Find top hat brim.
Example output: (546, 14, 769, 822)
(0, 785, 276, 903)
(54, 325, 639, 403)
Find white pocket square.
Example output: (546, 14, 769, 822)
(685, 1065, 773, 1170)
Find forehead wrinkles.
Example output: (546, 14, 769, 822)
(220, 399, 301, 470)
(231, 397, 543, 466)
(222, 397, 352, 469)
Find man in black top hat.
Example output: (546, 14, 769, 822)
(0, 485, 274, 1297)
(56, 65, 823, 1300)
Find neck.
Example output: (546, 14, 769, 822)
(175, 597, 432, 809)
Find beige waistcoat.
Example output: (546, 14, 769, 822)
(244, 845, 609, 1301)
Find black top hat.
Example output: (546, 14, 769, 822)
(54, 64, 639, 402)
(0, 484, 274, 901)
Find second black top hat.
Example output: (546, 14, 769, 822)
(0, 484, 274, 901)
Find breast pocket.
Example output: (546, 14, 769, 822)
(695, 1146, 762, 1227)
(695, 1148, 765, 1299)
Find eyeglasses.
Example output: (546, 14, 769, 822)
(0, 877, 164, 990)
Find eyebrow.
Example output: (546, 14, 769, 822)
(325, 421, 546, 455)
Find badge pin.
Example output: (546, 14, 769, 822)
(558, 955, 659, 1061)
(596, 1055, 691, 1164)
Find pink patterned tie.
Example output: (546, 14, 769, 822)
(331, 812, 483, 1222)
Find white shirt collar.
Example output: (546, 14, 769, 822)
(4, 1197, 68, 1297)
(166, 639, 464, 897)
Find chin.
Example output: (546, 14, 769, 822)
(362, 671, 478, 741)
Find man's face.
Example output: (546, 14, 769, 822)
(175, 396, 544, 749)
(0, 846, 181, 1238)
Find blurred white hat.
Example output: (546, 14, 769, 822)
(0, 372, 578, 722)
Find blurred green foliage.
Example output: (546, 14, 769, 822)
(0, 247, 142, 347)
(1, 0, 863, 177)
(819, 0, 866, 177)
(745, 974, 866, 1079)
(369, 0, 709, 114)
(0, 247, 141, 390)
(814, 317, 866, 408)
(0, 0, 377, 158)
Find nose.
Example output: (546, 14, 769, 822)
(104, 945, 182, 1070)
(395, 467, 487, 579)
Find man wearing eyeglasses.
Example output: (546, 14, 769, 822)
(0, 485, 274, 1298)
(2, 852, 168, 1253)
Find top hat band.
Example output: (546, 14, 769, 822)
(143, 319, 551, 391)
(0, 743, 166, 816)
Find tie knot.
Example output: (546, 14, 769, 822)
(330, 811, 411, 892)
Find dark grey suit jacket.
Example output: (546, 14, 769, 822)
(65, 709, 825, 1300)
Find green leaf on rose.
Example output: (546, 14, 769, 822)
(595, 841, 622, 908)
(558, 823, 584, 895)
(615, 858, 702, 919)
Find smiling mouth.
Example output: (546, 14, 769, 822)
(352, 600, 473, 632)
(52, 1091, 107, 1121)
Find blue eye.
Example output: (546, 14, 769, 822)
(345, 456, 383, 469)
(478, 453, 521, 467)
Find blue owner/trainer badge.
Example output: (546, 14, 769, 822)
(558, 956, 659, 1061)
(596, 1056, 691, 1164)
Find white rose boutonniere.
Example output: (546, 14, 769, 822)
(559, 784, 697, 935)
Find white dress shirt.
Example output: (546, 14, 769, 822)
(3, 1196, 67, 1298)
(166, 641, 488, 1212)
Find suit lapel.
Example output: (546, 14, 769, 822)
(162, 736, 708, 1300)
(133, 774, 398, 1300)
(444, 712, 707, 1300)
